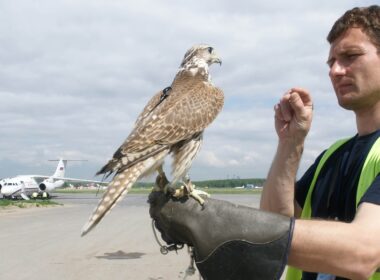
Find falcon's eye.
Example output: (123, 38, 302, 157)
(207, 47, 213, 54)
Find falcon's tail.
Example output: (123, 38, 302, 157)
(81, 162, 145, 236)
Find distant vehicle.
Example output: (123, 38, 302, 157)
(0, 159, 106, 200)
(245, 184, 263, 189)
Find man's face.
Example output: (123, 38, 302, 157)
(328, 27, 380, 111)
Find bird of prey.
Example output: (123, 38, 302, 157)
(81, 44, 224, 236)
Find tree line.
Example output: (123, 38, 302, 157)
(134, 178, 265, 189)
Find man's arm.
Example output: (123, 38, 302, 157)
(260, 139, 304, 217)
(260, 88, 313, 217)
(290, 202, 380, 279)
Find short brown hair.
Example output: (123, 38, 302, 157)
(327, 5, 380, 51)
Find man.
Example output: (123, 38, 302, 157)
(261, 5, 380, 279)
(150, 5, 380, 280)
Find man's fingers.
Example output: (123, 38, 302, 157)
(290, 87, 313, 107)
(274, 103, 284, 121)
(279, 91, 293, 122)
(274, 103, 290, 134)
(288, 89, 313, 117)
(288, 92, 304, 115)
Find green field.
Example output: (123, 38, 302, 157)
(0, 199, 61, 208)
(60, 177, 265, 195)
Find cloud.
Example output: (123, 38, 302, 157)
(0, 0, 371, 180)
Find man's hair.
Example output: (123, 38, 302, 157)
(327, 5, 380, 51)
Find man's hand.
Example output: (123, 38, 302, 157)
(149, 190, 294, 280)
(274, 87, 313, 142)
(260, 88, 312, 216)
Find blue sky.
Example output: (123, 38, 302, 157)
(0, 0, 376, 181)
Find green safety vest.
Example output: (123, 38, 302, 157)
(286, 137, 380, 280)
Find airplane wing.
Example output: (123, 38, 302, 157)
(29, 175, 109, 184)
(50, 177, 109, 184)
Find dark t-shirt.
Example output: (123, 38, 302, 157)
(295, 129, 380, 280)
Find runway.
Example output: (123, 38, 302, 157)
(0, 193, 285, 280)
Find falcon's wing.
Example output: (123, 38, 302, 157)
(122, 81, 223, 152)
(134, 89, 167, 126)
(97, 79, 223, 175)
(96, 88, 169, 176)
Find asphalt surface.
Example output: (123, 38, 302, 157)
(0, 193, 285, 280)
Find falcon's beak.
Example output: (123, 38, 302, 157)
(210, 53, 222, 66)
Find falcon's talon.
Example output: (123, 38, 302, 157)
(174, 178, 210, 206)
(190, 191, 206, 206)
(172, 186, 186, 199)
(163, 184, 177, 196)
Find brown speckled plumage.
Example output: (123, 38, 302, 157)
(82, 44, 224, 236)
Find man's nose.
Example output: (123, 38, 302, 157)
(329, 60, 346, 77)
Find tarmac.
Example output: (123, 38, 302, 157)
(0, 193, 286, 280)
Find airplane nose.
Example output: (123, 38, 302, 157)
(0, 184, 8, 195)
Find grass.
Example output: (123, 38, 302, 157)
(0, 199, 61, 208)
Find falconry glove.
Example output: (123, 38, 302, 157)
(148, 191, 294, 280)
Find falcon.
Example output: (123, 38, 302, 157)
(81, 44, 224, 236)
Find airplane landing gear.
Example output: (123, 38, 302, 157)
(41, 192, 49, 199)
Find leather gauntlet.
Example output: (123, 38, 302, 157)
(149, 191, 294, 280)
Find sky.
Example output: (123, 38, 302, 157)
(0, 0, 376, 181)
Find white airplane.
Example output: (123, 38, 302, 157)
(0, 159, 106, 200)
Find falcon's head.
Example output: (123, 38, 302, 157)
(180, 44, 222, 70)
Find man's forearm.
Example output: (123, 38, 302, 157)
(289, 217, 380, 279)
(260, 140, 304, 216)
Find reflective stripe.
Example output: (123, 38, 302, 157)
(286, 265, 302, 280)
(356, 138, 380, 207)
(286, 137, 380, 280)
(301, 138, 350, 220)
(358, 138, 380, 280)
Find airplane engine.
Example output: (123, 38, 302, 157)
(39, 180, 64, 192)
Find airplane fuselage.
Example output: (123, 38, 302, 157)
(0, 159, 107, 200)
(0, 176, 64, 198)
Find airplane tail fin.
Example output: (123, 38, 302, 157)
(49, 159, 87, 178)
(52, 159, 67, 178)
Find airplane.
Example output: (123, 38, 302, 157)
(0, 159, 107, 200)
